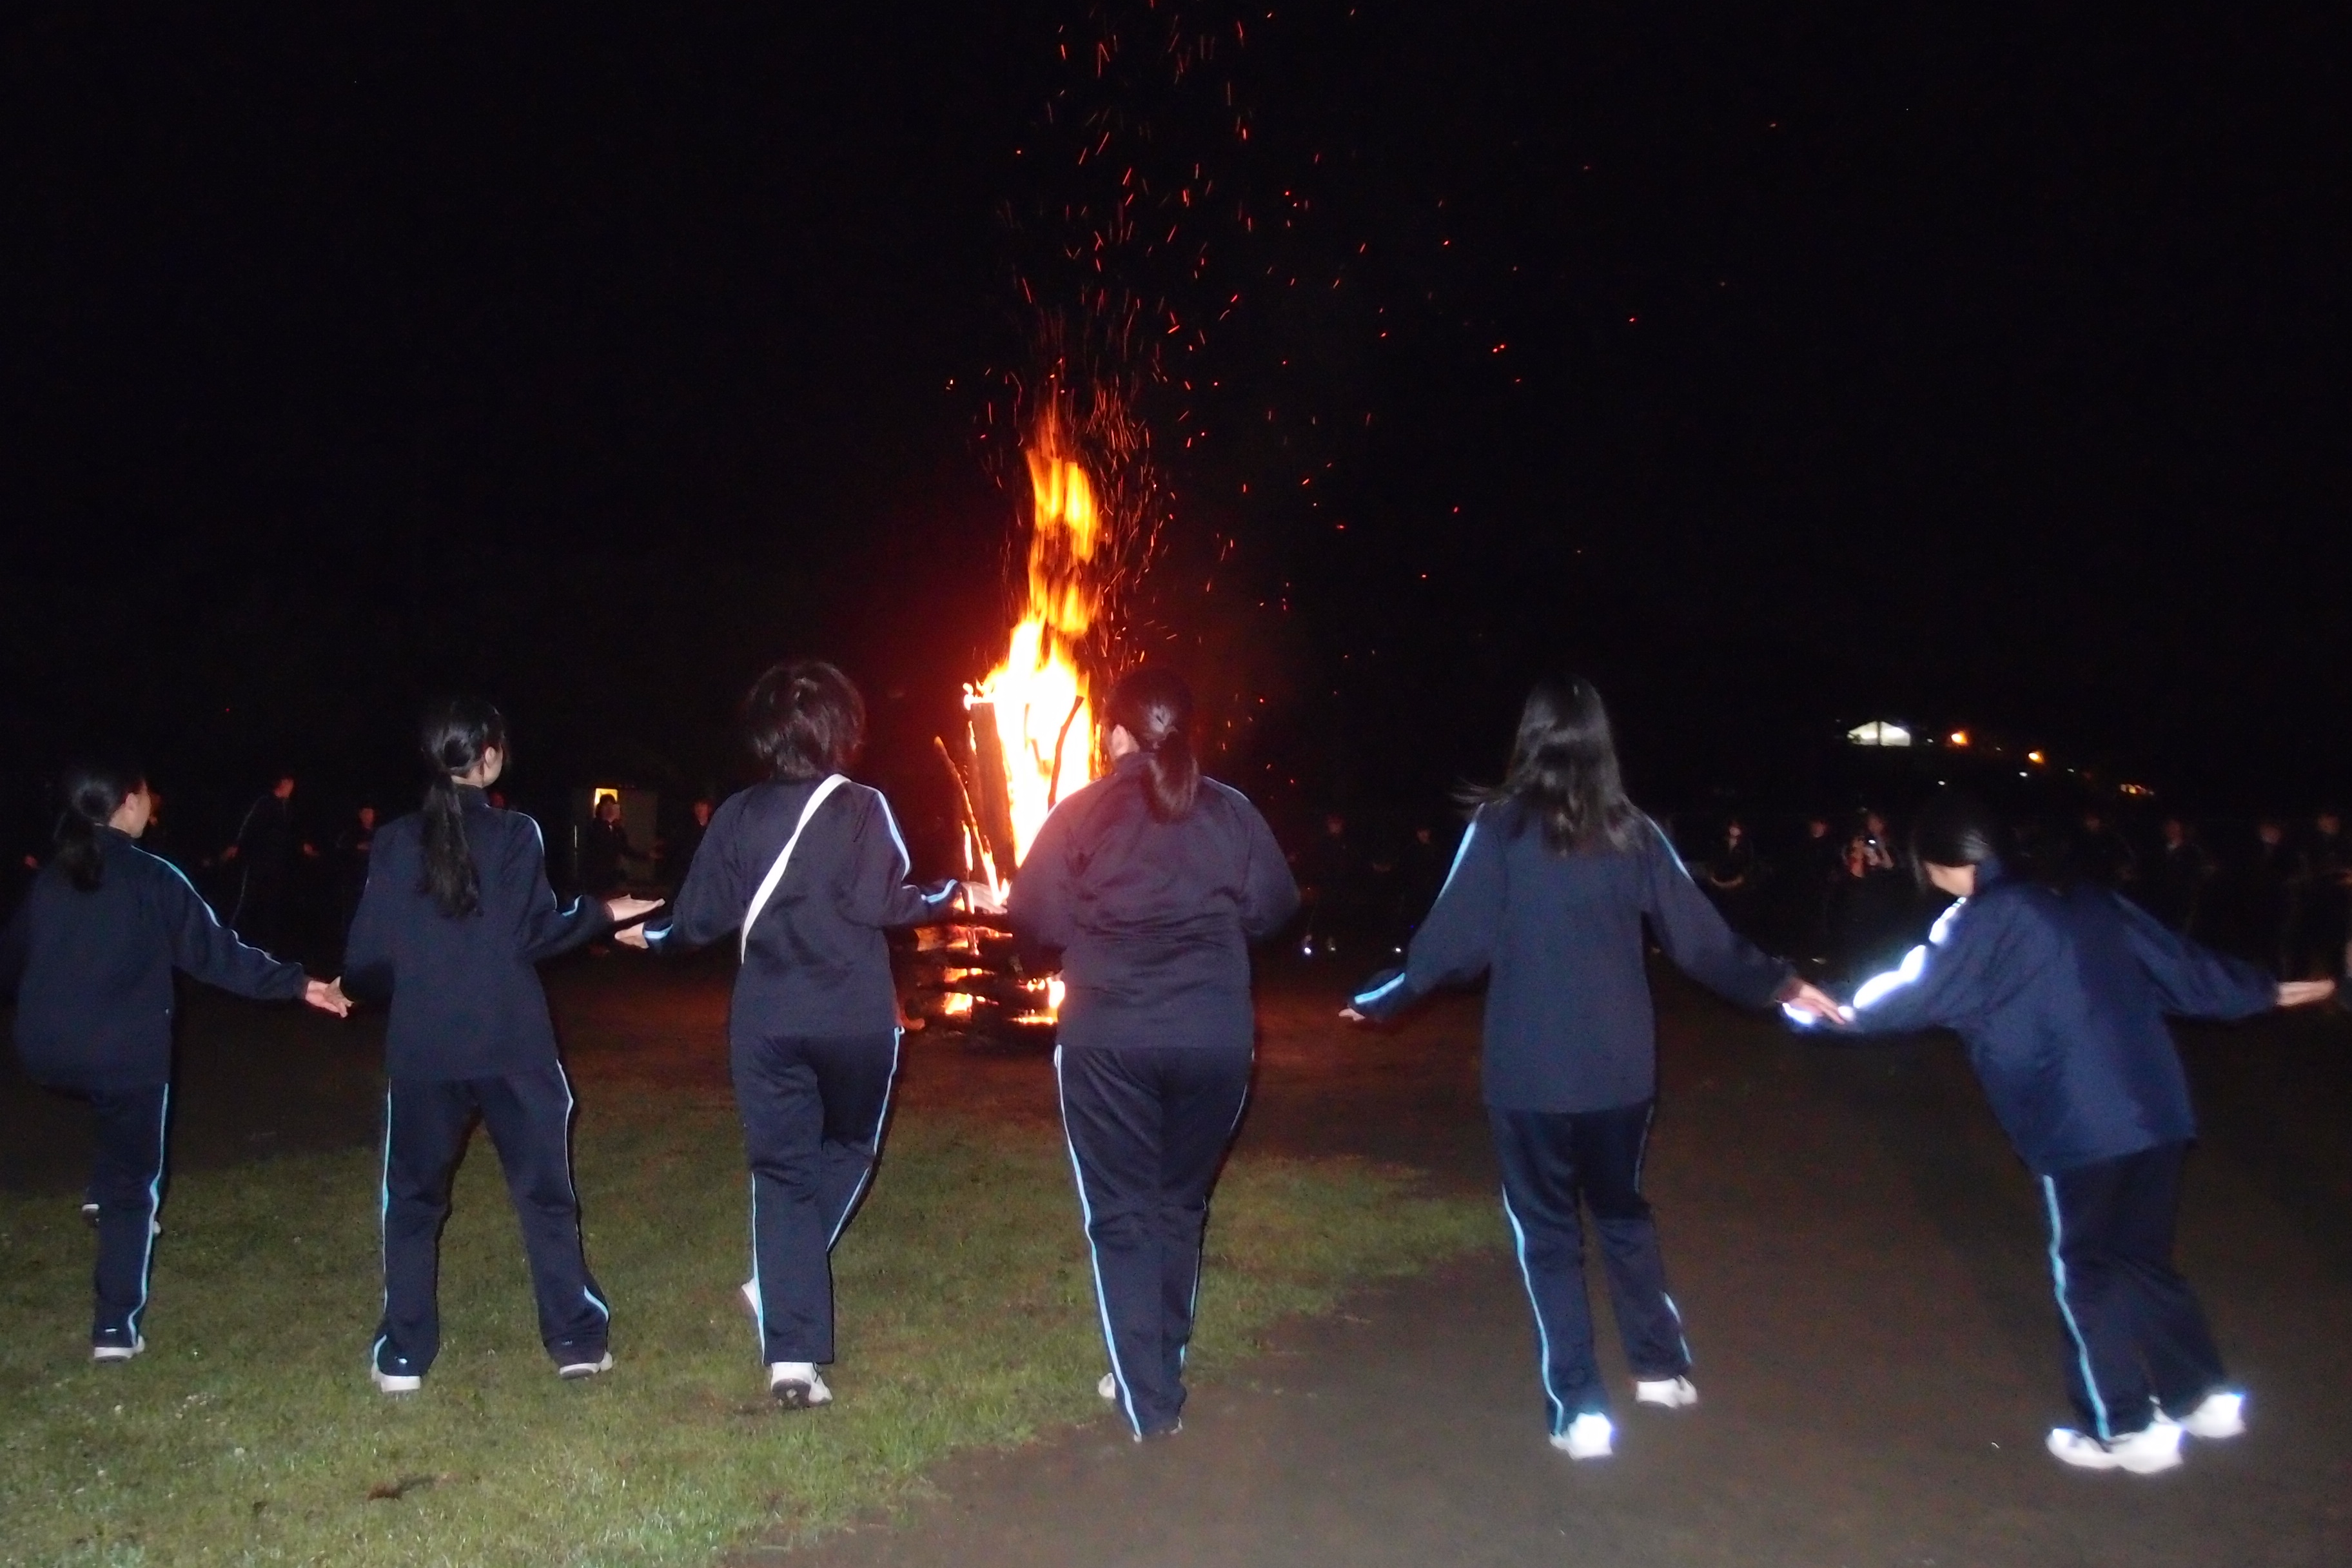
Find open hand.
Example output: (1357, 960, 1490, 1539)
(612, 924, 649, 950)
(1776, 978, 1848, 1026)
(961, 879, 1006, 914)
(2277, 979, 2336, 1008)
(304, 977, 352, 1017)
(1338, 1005, 1370, 1024)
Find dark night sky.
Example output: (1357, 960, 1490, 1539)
(4, 3, 2347, 854)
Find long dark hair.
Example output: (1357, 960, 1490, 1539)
(418, 698, 507, 917)
(1469, 676, 1641, 854)
(743, 660, 865, 781)
(53, 761, 145, 892)
(1107, 666, 1200, 821)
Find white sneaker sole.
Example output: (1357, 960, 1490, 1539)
(2046, 1426, 2182, 1474)
(2176, 1393, 2246, 1440)
(557, 1353, 614, 1381)
(1634, 1376, 1698, 1409)
(92, 1336, 145, 1364)
(371, 1369, 423, 1395)
(1550, 1416, 1614, 1460)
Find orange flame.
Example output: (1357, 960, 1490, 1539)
(966, 409, 1104, 887)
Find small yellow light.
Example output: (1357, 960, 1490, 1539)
(2027, 750, 2046, 765)
(1948, 730, 1970, 747)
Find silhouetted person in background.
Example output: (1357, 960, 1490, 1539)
(224, 774, 313, 954)
(1388, 823, 1449, 950)
(2296, 808, 2350, 977)
(664, 798, 714, 889)
(2077, 810, 2139, 889)
(576, 796, 638, 896)
(1703, 818, 1763, 937)
(1298, 810, 1359, 957)
(2140, 816, 2212, 936)
(2226, 819, 2303, 977)
(331, 804, 378, 954)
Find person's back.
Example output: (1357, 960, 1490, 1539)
(346, 790, 601, 1079)
(1021, 756, 1296, 1050)
(653, 776, 952, 1037)
(1947, 877, 2200, 1171)
(1358, 798, 1788, 1111)
(8, 830, 311, 1088)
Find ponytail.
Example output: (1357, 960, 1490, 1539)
(1106, 666, 1200, 822)
(417, 697, 508, 917)
(53, 761, 145, 892)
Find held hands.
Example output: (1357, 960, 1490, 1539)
(605, 896, 663, 951)
(303, 977, 352, 1017)
(1776, 977, 1848, 1026)
(2277, 979, 2337, 1008)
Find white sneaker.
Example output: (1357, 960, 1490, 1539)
(1097, 1373, 1118, 1401)
(2175, 1391, 2246, 1440)
(557, 1352, 614, 1381)
(1634, 1375, 1698, 1409)
(370, 1365, 423, 1395)
(768, 1362, 833, 1409)
(1551, 1412, 1614, 1460)
(2046, 1422, 2183, 1474)
(91, 1335, 144, 1364)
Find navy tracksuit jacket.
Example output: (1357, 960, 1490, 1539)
(342, 790, 613, 1376)
(643, 775, 958, 1366)
(1009, 753, 1300, 1436)
(1803, 861, 2276, 1438)
(1, 829, 308, 1347)
(1351, 803, 1796, 1431)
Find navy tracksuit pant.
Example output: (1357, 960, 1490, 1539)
(84, 1081, 172, 1349)
(375, 1063, 609, 1377)
(1490, 1099, 1690, 1433)
(1056, 1042, 1253, 1438)
(734, 1030, 899, 1366)
(2041, 1140, 2228, 1440)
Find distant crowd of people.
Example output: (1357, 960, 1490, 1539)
(1286, 800, 2352, 988)
(1676, 805, 2352, 983)
(6, 774, 721, 971)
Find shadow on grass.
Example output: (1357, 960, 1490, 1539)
(0, 1093, 1493, 1567)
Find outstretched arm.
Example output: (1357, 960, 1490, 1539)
(1235, 799, 1302, 941)
(511, 820, 614, 963)
(836, 791, 962, 929)
(1639, 819, 1796, 1009)
(1799, 897, 1998, 1037)
(1347, 814, 1502, 1022)
(2115, 892, 2291, 1020)
(150, 852, 308, 1002)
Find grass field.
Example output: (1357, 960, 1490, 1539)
(0, 1091, 1494, 1567)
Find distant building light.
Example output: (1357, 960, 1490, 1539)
(1847, 720, 1912, 747)
(2119, 782, 2155, 799)
(1948, 730, 1970, 747)
(2026, 750, 2046, 765)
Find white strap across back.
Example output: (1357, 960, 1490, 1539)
(740, 774, 849, 959)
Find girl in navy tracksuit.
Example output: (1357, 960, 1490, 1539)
(0, 762, 348, 1361)
(1345, 678, 1836, 1460)
(1794, 791, 2332, 1474)
(620, 660, 963, 1408)
(1008, 667, 1300, 1440)
(342, 700, 659, 1393)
